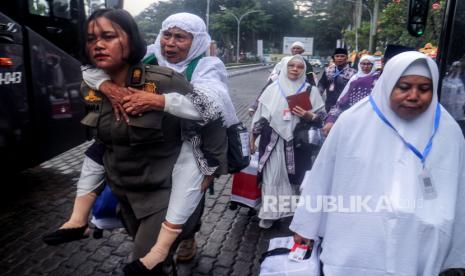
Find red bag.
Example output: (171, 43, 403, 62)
(231, 153, 261, 208)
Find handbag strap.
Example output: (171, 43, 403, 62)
(259, 248, 290, 264)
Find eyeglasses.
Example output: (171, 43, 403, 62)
(360, 62, 373, 66)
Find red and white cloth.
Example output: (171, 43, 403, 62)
(231, 153, 261, 208)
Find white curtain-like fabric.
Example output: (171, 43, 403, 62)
(337, 55, 377, 101)
(252, 55, 309, 141)
(290, 51, 465, 275)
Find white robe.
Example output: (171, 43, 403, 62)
(290, 51, 465, 275)
(253, 56, 325, 220)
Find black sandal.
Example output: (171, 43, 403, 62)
(123, 259, 164, 276)
(42, 224, 89, 245)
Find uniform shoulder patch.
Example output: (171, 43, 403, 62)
(84, 89, 102, 102)
(145, 64, 174, 77)
(131, 68, 143, 84)
(143, 82, 157, 93)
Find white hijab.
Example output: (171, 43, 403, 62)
(252, 55, 313, 141)
(371, 51, 438, 150)
(148, 12, 211, 73)
(337, 55, 377, 100)
(356, 55, 377, 77)
(146, 13, 238, 126)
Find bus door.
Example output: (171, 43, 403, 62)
(438, 0, 465, 134)
(20, 0, 123, 163)
(0, 13, 31, 170)
(0, 0, 87, 169)
(26, 26, 85, 162)
(25, 0, 82, 58)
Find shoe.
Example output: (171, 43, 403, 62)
(176, 238, 197, 262)
(229, 201, 238, 210)
(123, 259, 164, 276)
(93, 228, 103, 239)
(42, 224, 89, 245)
(247, 208, 257, 216)
(259, 219, 274, 229)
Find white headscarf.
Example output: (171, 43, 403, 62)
(357, 55, 377, 76)
(146, 12, 238, 126)
(337, 55, 377, 100)
(291, 41, 305, 50)
(290, 51, 465, 275)
(148, 12, 211, 73)
(371, 51, 438, 150)
(252, 55, 315, 141)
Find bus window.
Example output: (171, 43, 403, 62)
(106, 0, 123, 9)
(53, 0, 72, 19)
(440, 0, 465, 133)
(84, 0, 106, 17)
(28, 0, 50, 17)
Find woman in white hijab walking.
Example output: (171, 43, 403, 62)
(290, 51, 465, 275)
(322, 55, 379, 135)
(337, 54, 377, 101)
(251, 55, 325, 229)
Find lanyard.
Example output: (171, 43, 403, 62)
(333, 67, 345, 81)
(277, 80, 306, 100)
(369, 95, 441, 166)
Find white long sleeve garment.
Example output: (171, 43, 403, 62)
(290, 52, 465, 275)
(81, 65, 202, 121)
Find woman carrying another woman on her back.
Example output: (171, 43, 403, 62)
(43, 11, 236, 275)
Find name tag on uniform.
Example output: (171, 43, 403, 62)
(283, 108, 291, 121)
(288, 242, 309, 262)
(418, 169, 437, 200)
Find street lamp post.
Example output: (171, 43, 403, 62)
(344, 0, 375, 53)
(365, 3, 374, 53)
(206, 0, 210, 32)
(222, 9, 259, 63)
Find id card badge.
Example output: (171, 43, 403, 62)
(418, 168, 437, 200)
(288, 243, 309, 262)
(283, 108, 291, 121)
(328, 83, 335, 92)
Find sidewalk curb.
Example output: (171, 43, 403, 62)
(228, 65, 273, 78)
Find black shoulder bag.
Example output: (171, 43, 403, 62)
(227, 122, 250, 173)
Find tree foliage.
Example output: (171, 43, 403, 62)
(377, 0, 445, 49)
(296, 0, 354, 56)
(133, 0, 447, 57)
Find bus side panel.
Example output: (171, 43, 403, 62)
(26, 27, 86, 162)
(439, 0, 465, 136)
(0, 15, 34, 171)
